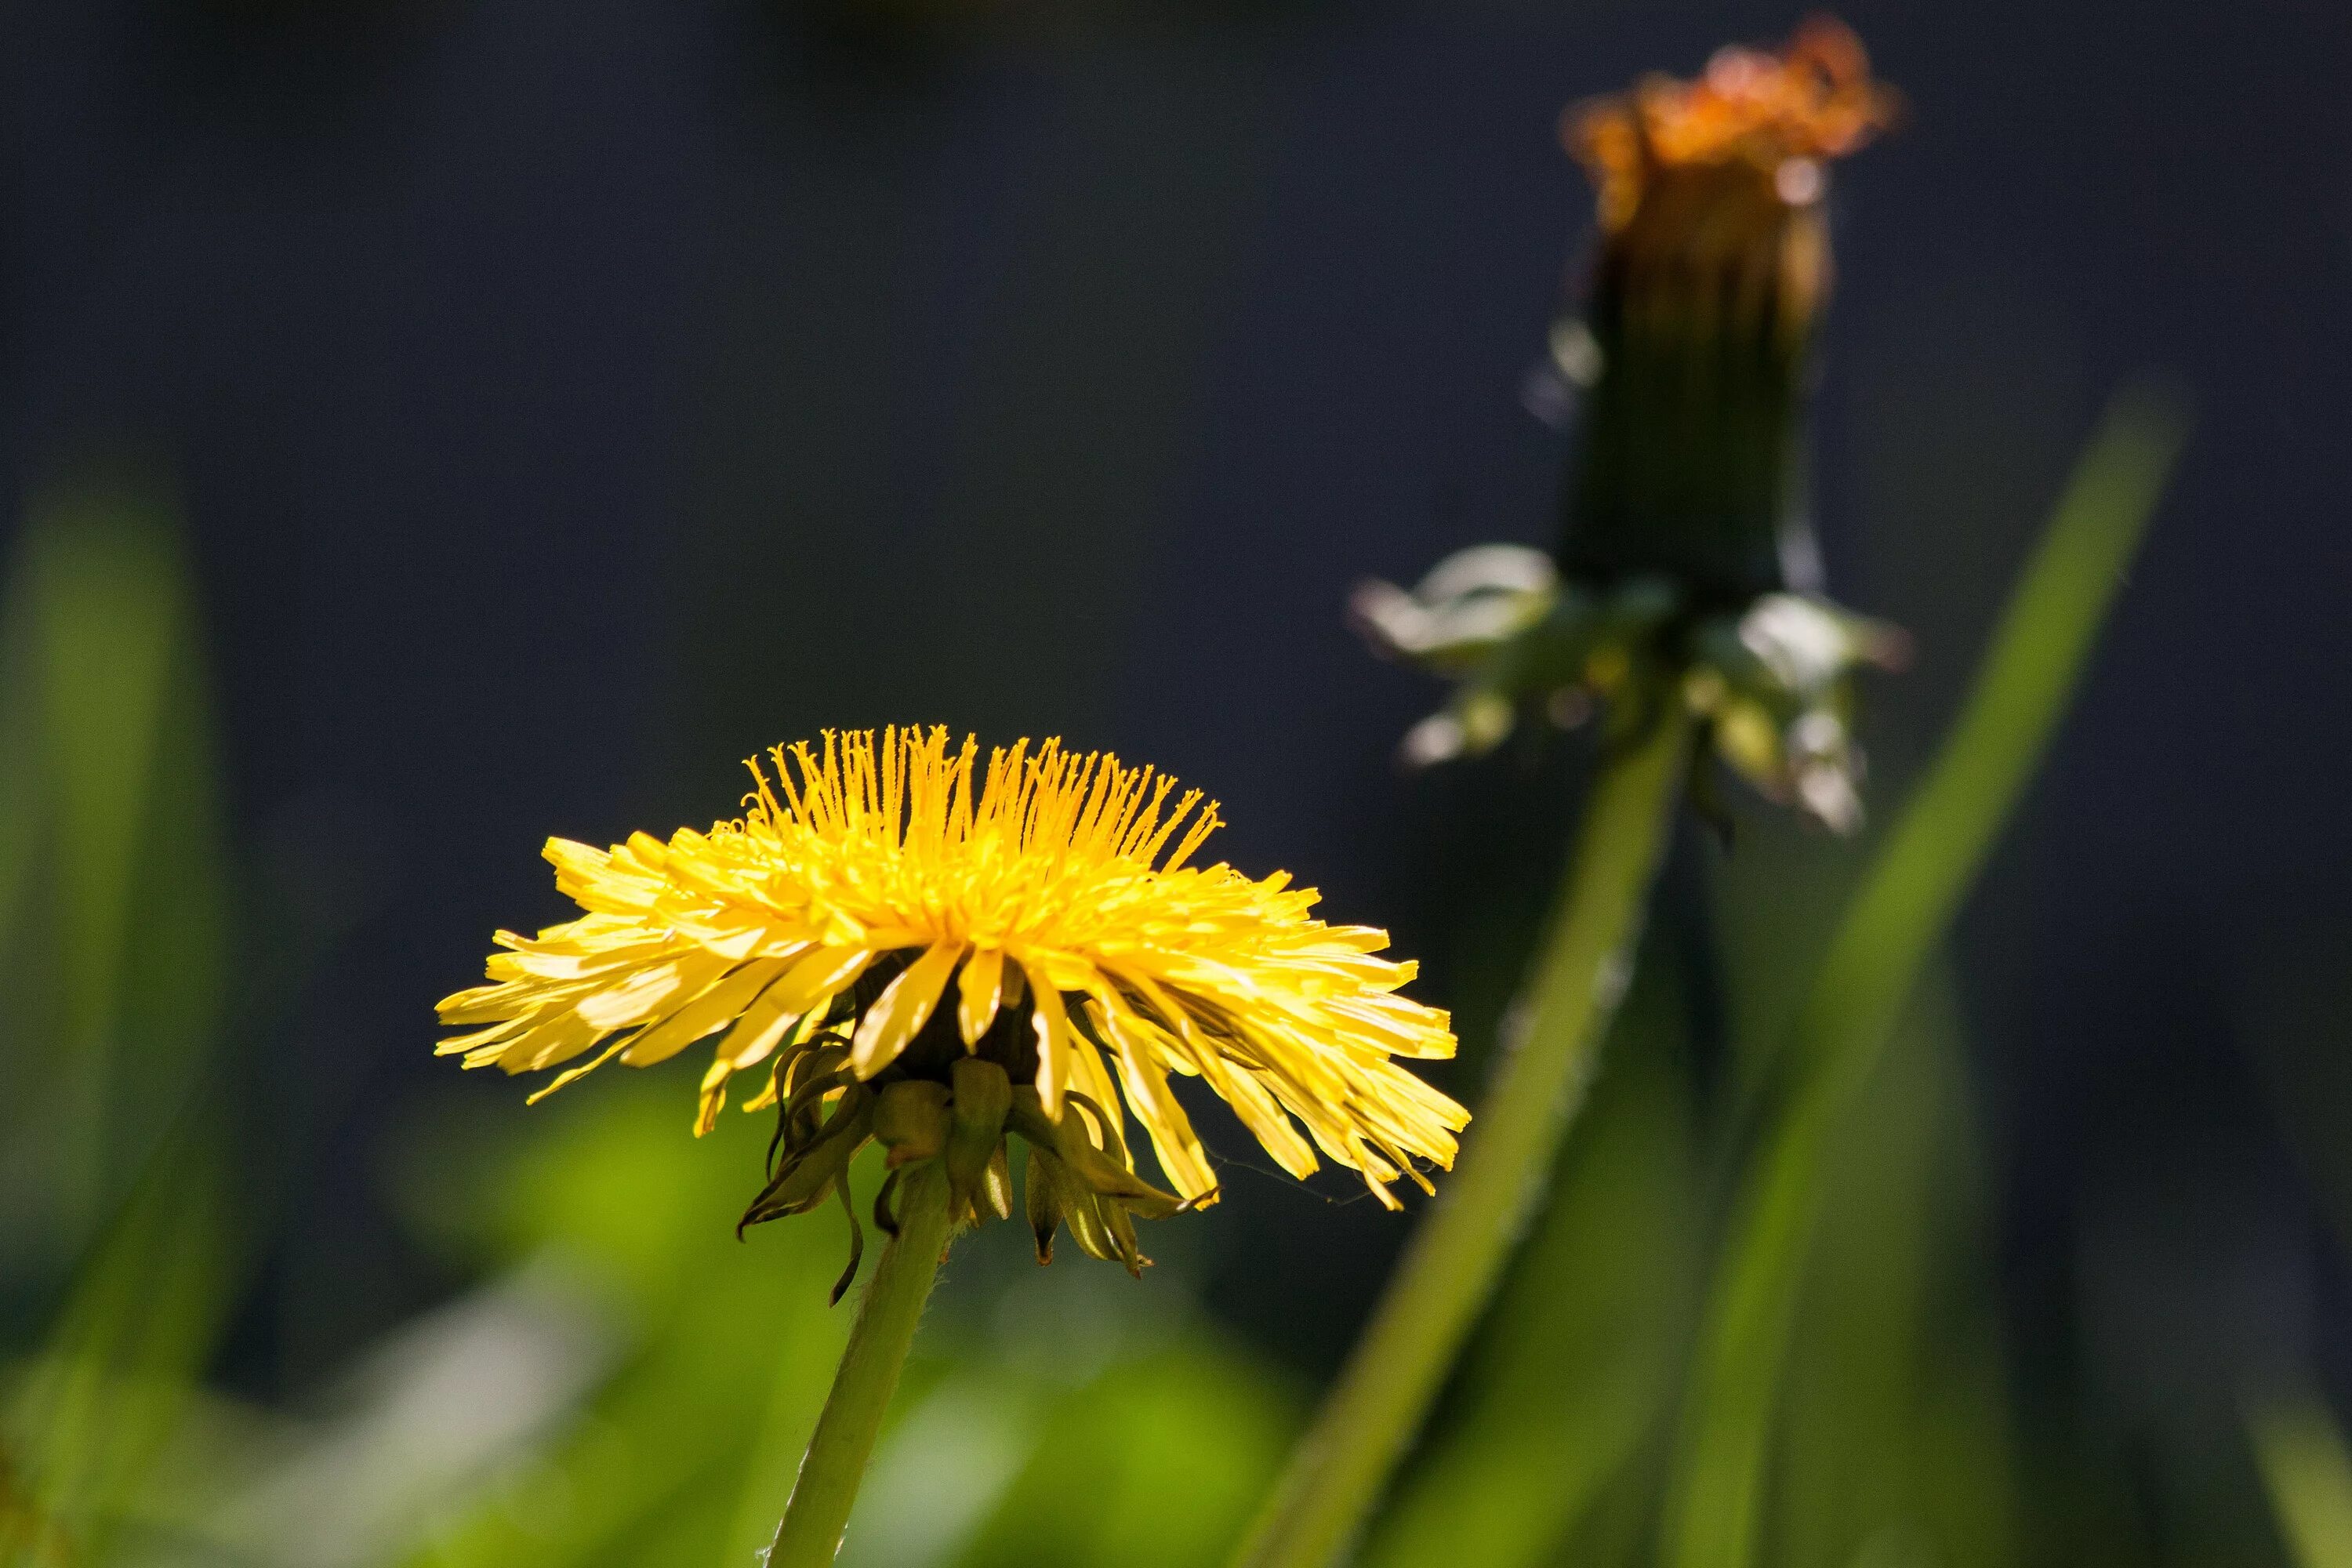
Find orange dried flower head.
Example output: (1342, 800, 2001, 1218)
(1566, 16, 1896, 232)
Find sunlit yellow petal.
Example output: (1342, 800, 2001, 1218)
(1022, 956, 1075, 1119)
(957, 946, 1005, 1045)
(767, 945, 873, 1017)
(709, 969, 815, 1078)
(621, 956, 791, 1066)
(850, 942, 964, 1076)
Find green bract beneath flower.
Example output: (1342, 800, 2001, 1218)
(742, 1030, 1190, 1293)
(1353, 545, 1905, 832)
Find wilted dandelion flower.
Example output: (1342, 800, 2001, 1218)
(1354, 16, 1904, 830)
(437, 727, 1466, 1279)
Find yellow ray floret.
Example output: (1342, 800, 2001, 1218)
(436, 726, 1468, 1208)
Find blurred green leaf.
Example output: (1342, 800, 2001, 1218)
(2, 1125, 236, 1566)
(383, 1084, 857, 1568)
(374, 1081, 1301, 1568)
(952, 1330, 1296, 1568)
(16, 481, 184, 1050)
(2251, 1392, 2352, 1568)
(0, 473, 225, 1266)
(1769, 967, 2017, 1568)
(0, 471, 241, 1568)
(1660, 382, 2190, 1568)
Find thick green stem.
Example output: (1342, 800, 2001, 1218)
(766, 1160, 953, 1568)
(1232, 707, 1691, 1568)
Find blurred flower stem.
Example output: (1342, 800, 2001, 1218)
(766, 1161, 955, 1568)
(1232, 706, 1690, 1568)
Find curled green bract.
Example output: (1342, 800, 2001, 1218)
(1352, 543, 1905, 831)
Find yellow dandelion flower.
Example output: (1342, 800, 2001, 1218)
(437, 726, 1467, 1273)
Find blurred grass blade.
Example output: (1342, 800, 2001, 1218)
(0, 574, 40, 964)
(5, 1123, 235, 1564)
(954, 1334, 1298, 1568)
(1766, 968, 2019, 1568)
(0, 474, 201, 1252)
(1661, 382, 2190, 1568)
(20, 479, 183, 1051)
(2251, 1391, 2352, 1568)
(0, 470, 241, 1564)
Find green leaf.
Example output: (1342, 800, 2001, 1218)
(2251, 1392, 2352, 1568)
(17, 480, 185, 1054)
(379, 1087, 858, 1568)
(3, 1125, 236, 1566)
(953, 1333, 1297, 1568)
(0, 471, 220, 1259)
(0, 470, 240, 1566)
(1660, 382, 2191, 1568)
(1767, 967, 2018, 1568)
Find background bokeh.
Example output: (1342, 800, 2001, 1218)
(5, 2, 2350, 1565)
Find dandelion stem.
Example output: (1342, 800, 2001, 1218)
(1232, 706, 1691, 1568)
(766, 1160, 953, 1568)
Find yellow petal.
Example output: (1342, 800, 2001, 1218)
(526, 1037, 630, 1104)
(1067, 1029, 1123, 1143)
(708, 971, 812, 1077)
(1022, 956, 1075, 1118)
(1091, 993, 1217, 1200)
(767, 944, 874, 1017)
(1130, 975, 1316, 1178)
(958, 946, 1004, 1045)
(851, 942, 964, 1077)
(576, 955, 716, 1031)
(436, 1011, 536, 1058)
(493, 1006, 602, 1076)
(435, 982, 523, 1024)
(621, 956, 789, 1066)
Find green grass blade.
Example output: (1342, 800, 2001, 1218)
(1768, 968, 2019, 1568)
(5, 1123, 235, 1564)
(1661, 381, 2191, 1568)
(21, 479, 183, 1054)
(0, 474, 202, 1253)
(0, 470, 241, 1564)
(2250, 1392, 2352, 1568)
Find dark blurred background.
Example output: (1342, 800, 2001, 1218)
(7, 1, 2351, 1564)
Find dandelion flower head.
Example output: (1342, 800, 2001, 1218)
(437, 728, 1467, 1268)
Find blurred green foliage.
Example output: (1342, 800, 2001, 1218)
(0, 476, 237, 1567)
(2252, 1392, 2352, 1568)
